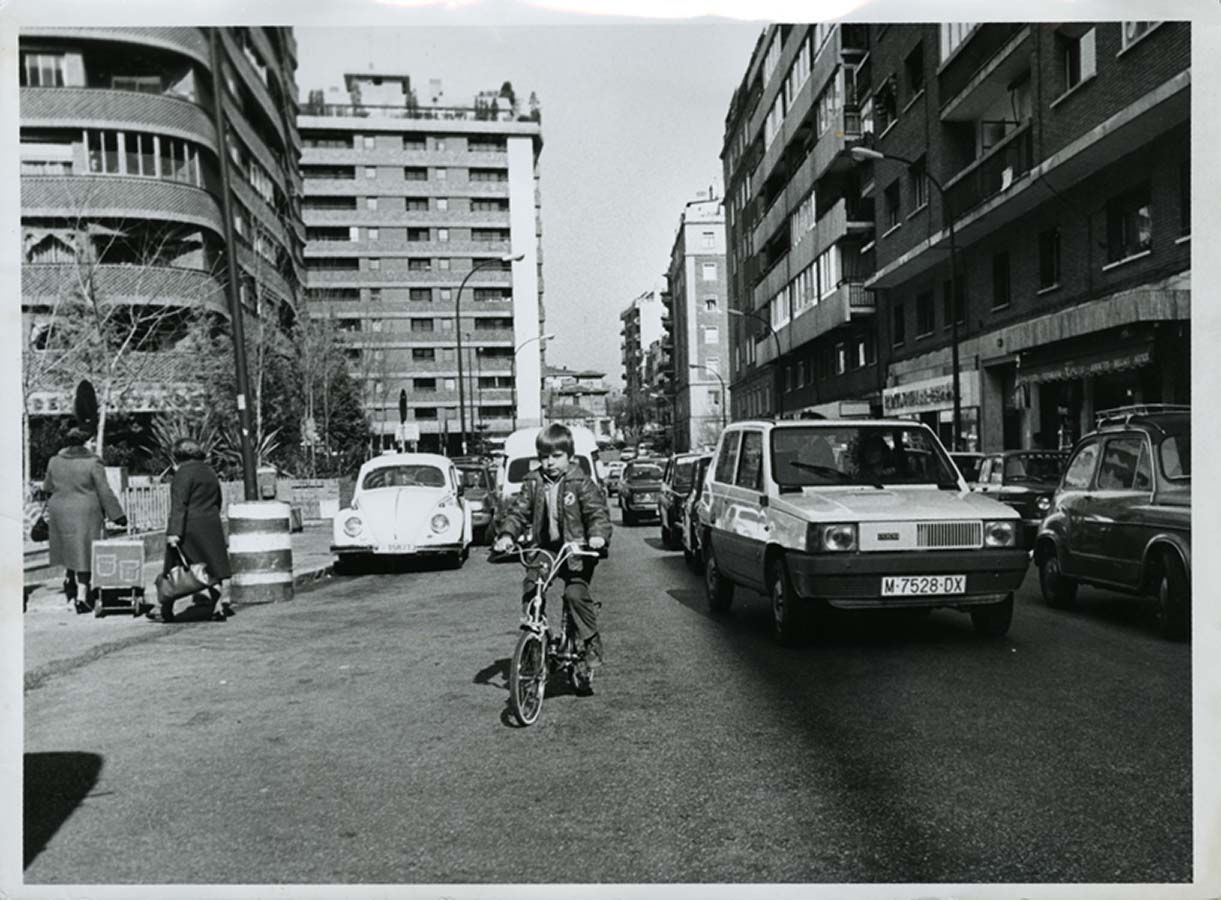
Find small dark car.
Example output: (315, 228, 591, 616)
(618, 461, 664, 526)
(1034, 405, 1191, 639)
(680, 453, 714, 571)
(975, 450, 1070, 544)
(455, 460, 500, 544)
(658, 453, 702, 550)
(950, 452, 985, 485)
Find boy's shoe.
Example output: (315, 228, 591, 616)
(583, 634, 604, 670)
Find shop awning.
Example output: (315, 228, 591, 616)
(1016, 341, 1153, 386)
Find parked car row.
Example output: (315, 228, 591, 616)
(631, 404, 1191, 643)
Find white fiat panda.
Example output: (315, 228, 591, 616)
(699, 419, 1029, 644)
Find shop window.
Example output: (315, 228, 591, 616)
(891, 300, 906, 346)
(1106, 182, 1152, 263)
(915, 291, 934, 337)
(1038, 228, 1061, 289)
(992, 251, 1010, 309)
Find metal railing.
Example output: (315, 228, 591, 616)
(944, 123, 1033, 220)
(302, 103, 522, 123)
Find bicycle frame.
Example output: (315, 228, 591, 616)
(516, 543, 597, 653)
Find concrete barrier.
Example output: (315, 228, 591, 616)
(227, 501, 294, 605)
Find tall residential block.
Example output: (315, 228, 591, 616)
(721, 24, 879, 424)
(20, 27, 305, 420)
(666, 192, 728, 451)
(298, 73, 544, 453)
(619, 286, 667, 432)
(860, 22, 1189, 451)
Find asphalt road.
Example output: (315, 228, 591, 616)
(24, 510, 1191, 884)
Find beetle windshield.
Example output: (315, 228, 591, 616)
(626, 464, 663, 482)
(1003, 452, 1067, 483)
(362, 465, 446, 490)
(771, 425, 959, 488)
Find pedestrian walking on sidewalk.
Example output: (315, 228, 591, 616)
(44, 426, 127, 614)
(164, 438, 231, 621)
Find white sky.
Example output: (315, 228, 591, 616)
(295, 24, 762, 387)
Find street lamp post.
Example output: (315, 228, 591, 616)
(455, 252, 524, 455)
(727, 308, 785, 418)
(688, 364, 727, 433)
(512, 332, 555, 431)
(850, 146, 962, 450)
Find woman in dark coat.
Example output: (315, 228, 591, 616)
(164, 438, 231, 620)
(45, 426, 127, 613)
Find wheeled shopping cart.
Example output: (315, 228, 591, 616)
(90, 536, 146, 618)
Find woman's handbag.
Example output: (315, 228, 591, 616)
(30, 507, 48, 543)
(155, 544, 213, 602)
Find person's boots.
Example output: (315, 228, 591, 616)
(74, 582, 91, 615)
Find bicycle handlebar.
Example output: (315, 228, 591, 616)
(504, 543, 608, 566)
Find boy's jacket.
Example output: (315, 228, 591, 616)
(498, 468, 613, 547)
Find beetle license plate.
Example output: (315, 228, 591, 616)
(379, 543, 415, 554)
(881, 575, 966, 596)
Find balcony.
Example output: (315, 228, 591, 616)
(22, 262, 228, 316)
(222, 30, 286, 149)
(21, 27, 210, 67)
(305, 239, 511, 257)
(301, 208, 512, 227)
(758, 278, 872, 366)
(224, 95, 289, 193)
(21, 175, 225, 237)
(943, 122, 1033, 220)
(937, 24, 1031, 118)
(20, 87, 217, 152)
(308, 268, 511, 287)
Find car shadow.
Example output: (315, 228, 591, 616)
(641, 536, 678, 553)
(335, 555, 464, 576)
(1056, 586, 1173, 640)
(24, 751, 104, 868)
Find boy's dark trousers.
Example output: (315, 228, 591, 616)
(521, 547, 600, 645)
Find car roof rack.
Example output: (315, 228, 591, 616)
(1094, 404, 1191, 429)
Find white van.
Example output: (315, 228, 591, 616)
(498, 425, 602, 506)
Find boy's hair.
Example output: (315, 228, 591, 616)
(536, 423, 574, 457)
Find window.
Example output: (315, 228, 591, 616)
(916, 291, 935, 336)
(365, 166, 377, 179)
(369, 289, 382, 302)
(704, 326, 719, 345)
(444, 379, 456, 391)
(835, 343, 846, 375)
(940, 23, 975, 60)
(363, 135, 376, 150)
(856, 335, 874, 368)
(714, 431, 742, 483)
(368, 258, 380, 271)
(435, 167, 447, 181)
(435, 138, 446, 151)
(734, 431, 764, 491)
(814, 71, 843, 137)
(366, 197, 378, 211)
(704, 296, 718, 311)
(884, 182, 901, 230)
(892, 301, 906, 345)
(942, 280, 964, 329)
(436, 198, 449, 211)
(440, 288, 452, 301)
(408, 259, 430, 271)
(1106, 182, 1152, 263)
(410, 288, 431, 302)
(701, 262, 717, 281)
(1121, 21, 1161, 50)
(21, 51, 83, 87)
(414, 378, 437, 391)
(1038, 228, 1061, 289)
(910, 156, 928, 210)
(438, 228, 449, 242)
(904, 42, 925, 99)
(1060, 28, 1096, 93)
(706, 357, 720, 374)
(415, 408, 438, 420)
(404, 167, 427, 181)
(1097, 437, 1151, 491)
(992, 251, 1010, 308)
(413, 348, 435, 361)
(702, 231, 716, 249)
(873, 77, 897, 133)
(470, 168, 509, 182)
(438, 258, 450, 271)
(368, 227, 379, 242)
(403, 136, 426, 151)
(411, 319, 435, 333)
(1062, 440, 1099, 489)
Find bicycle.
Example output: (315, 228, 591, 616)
(507, 542, 605, 727)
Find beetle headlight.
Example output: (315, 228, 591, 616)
(342, 516, 362, 537)
(984, 520, 1017, 547)
(430, 513, 450, 533)
(809, 523, 857, 552)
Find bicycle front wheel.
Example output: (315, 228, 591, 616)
(509, 630, 547, 726)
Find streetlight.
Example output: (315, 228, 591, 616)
(727, 307, 785, 418)
(688, 364, 727, 433)
(512, 331, 555, 431)
(850, 146, 962, 451)
(455, 251, 524, 454)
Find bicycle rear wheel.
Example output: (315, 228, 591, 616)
(509, 630, 547, 726)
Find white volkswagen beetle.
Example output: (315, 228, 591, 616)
(331, 452, 472, 570)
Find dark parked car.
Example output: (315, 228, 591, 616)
(975, 450, 1070, 544)
(618, 461, 664, 526)
(1034, 405, 1191, 639)
(680, 453, 714, 571)
(950, 451, 985, 485)
(455, 460, 500, 544)
(658, 453, 702, 549)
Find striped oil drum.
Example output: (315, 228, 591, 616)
(227, 501, 294, 605)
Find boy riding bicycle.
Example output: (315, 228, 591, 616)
(493, 424, 612, 679)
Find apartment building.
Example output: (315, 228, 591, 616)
(619, 285, 668, 410)
(299, 73, 544, 453)
(861, 22, 1189, 451)
(666, 192, 729, 451)
(542, 365, 612, 442)
(20, 27, 304, 419)
(721, 23, 879, 424)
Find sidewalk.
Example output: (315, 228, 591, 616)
(24, 523, 337, 687)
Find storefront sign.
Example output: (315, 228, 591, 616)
(883, 372, 980, 417)
(1016, 345, 1153, 386)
